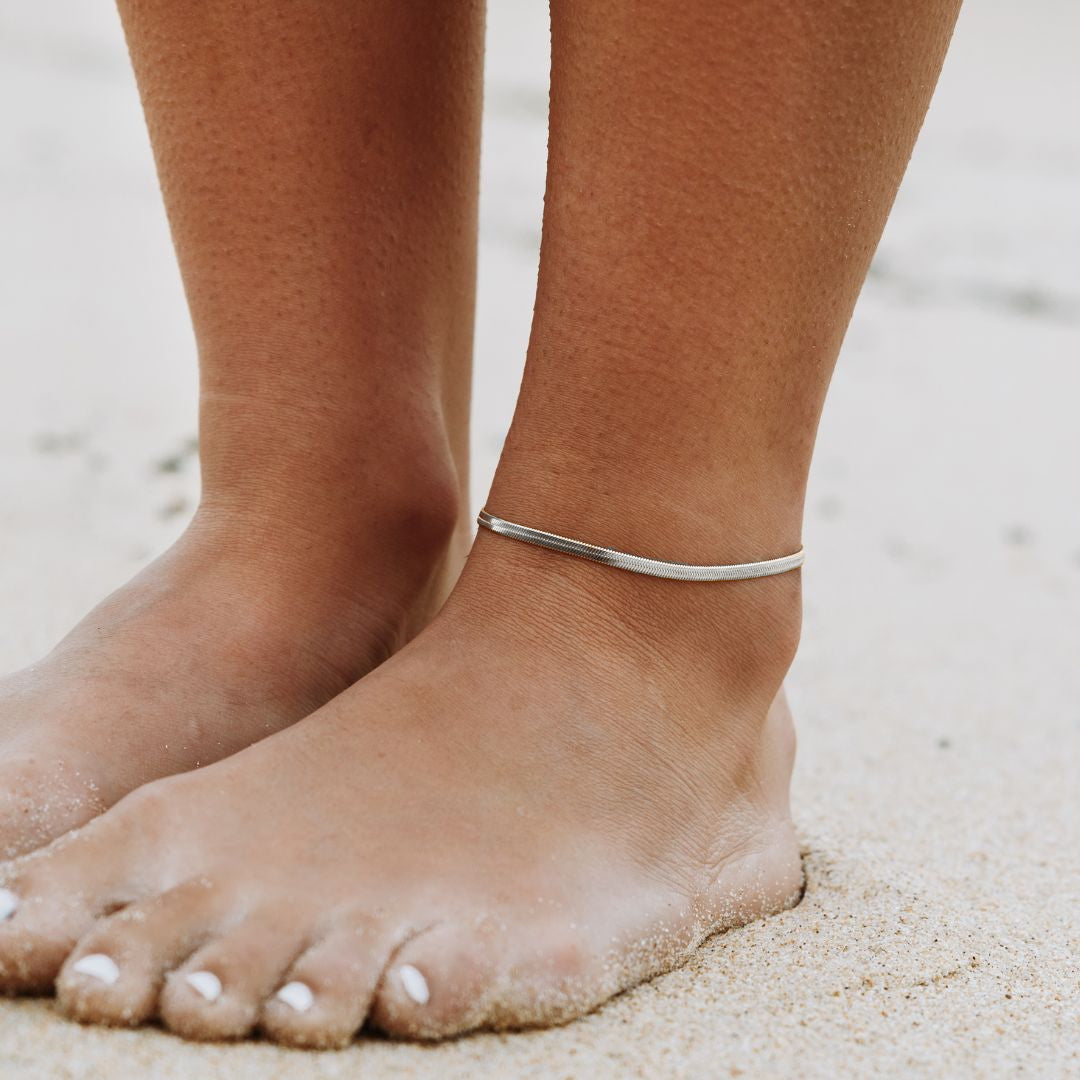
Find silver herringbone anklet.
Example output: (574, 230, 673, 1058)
(477, 510, 804, 582)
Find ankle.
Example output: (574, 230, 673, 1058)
(485, 447, 804, 572)
(192, 331, 472, 560)
(195, 455, 462, 575)
(455, 526, 801, 710)
(166, 459, 463, 668)
(192, 383, 466, 566)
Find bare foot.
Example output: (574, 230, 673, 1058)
(0, 496, 464, 859)
(0, 531, 802, 1045)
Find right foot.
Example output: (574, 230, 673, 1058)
(0, 526, 803, 1045)
(0, 489, 465, 860)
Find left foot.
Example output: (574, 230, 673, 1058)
(0, 531, 803, 1046)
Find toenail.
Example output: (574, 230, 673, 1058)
(72, 954, 120, 986)
(0, 889, 17, 921)
(185, 970, 223, 1003)
(398, 964, 429, 1005)
(276, 980, 314, 1013)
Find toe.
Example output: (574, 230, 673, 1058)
(368, 916, 620, 1039)
(0, 755, 105, 860)
(369, 923, 502, 1041)
(0, 782, 172, 994)
(0, 870, 102, 994)
(260, 917, 392, 1050)
(159, 906, 307, 1041)
(0, 850, 136, 994)
(56, 878, 226, 1026)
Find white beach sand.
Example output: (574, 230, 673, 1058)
(0, 1, 1077, 1076)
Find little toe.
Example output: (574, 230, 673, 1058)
(159, 906, 307, 1041)
(369, 923, 502, 1041)
(260, 918, 394, 1050)
(0, 876, 102, 994)
(57, 878, 226, 1026)
(0, 862, 129, 994)
(0, 786, 165, 993)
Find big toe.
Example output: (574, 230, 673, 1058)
(368, 913, 640, 1039)
(369, 922, 508, 1040)
(0, 755, 105, 860)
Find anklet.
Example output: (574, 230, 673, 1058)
(477, 510, 804, 582)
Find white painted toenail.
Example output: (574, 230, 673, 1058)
(0, 889, 17, 921)
(72, 954, 120, 986)
(185, 970, 223, 1003)
(276, 981, 314, 1013)
(398, 964, 429, 1005)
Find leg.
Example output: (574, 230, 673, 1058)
(0, 0, 483, 854)
(0, 0, 960, 1045)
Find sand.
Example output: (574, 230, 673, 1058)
(0, 1, 1077, 1076)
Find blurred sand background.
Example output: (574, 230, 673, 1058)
(1, 1, 1078, 1077)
